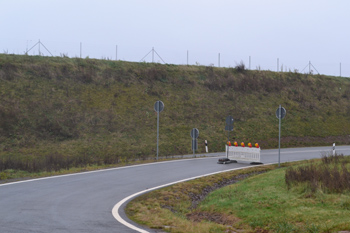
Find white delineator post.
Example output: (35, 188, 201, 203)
(333, 143, 335, 156)
(205, 140, 208, 153)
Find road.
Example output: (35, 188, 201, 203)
(1, 146, 349, 233)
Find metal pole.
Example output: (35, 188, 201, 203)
(278, 104, 281, 167)
(193, 139, 195, 157)
(187, 50, 189, 65)
(309, 61, 311, 74)
(249, 56, 251, 70)
(152, 47, 154, 63)
(38, 39, 41, 55)
(157, 102, 159, 160)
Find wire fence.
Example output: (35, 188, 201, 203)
(1, 39, 348, 78)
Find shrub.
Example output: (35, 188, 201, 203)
(285, 153, 350, 193)
(235, 61, 245, 72)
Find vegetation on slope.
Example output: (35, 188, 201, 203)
(126, 157, 350, 232)
(1, 54, 350, 176)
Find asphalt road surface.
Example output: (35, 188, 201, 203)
(1, 146, 350, 233)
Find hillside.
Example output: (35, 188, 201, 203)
(1, 54, 350, 174)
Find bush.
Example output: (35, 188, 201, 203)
(285, 153, 350, 193)
(235, 61, 245, 72)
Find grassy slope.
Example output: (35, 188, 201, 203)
(1, 54, 350, 174)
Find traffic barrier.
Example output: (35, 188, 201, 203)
(226, 146, 262, 164)
(218, 144, 262, 164)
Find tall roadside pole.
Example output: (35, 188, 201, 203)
(191, 128, 199, 157)
(276, 105, 286, 167)
(154, 101, 164, 160)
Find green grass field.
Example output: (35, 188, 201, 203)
(126, 158, 350, 232)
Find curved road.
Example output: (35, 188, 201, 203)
(1, 146, 349, 233)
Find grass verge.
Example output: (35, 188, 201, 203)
(126, 158, 350, 232)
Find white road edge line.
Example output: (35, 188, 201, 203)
(0, 156, 220, 187)
(112, 163, 273, 233)
(1, 147, 344, 187)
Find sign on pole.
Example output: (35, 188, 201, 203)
(276, 105, 286, 167)
(276, 106, 286, 119)
(226, 115, 234, 126)
(154, 100, 164, 113)
(154, 100, 164, 160)
(225, 115, 234, 142)
(190, 128, 199, 139)
(191, 128, 199, 157)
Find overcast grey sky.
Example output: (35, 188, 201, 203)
(1, 0, 349, 76)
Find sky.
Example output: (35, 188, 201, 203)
(1, 0, 350, 77)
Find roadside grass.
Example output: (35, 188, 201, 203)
(126, 165, 276, 232)
(126, 158, 350, 232)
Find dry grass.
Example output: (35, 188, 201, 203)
(285, 153, 350, 193)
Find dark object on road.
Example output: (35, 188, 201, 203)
(217, 158, 237, 164)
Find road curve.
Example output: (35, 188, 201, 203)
(1, 146, 349, 233)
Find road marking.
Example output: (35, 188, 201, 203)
(112, 163, 272, 233)
(2, 147, 349, 187)
(0, 156, 220, 187)
(111, 150, 350, 232)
